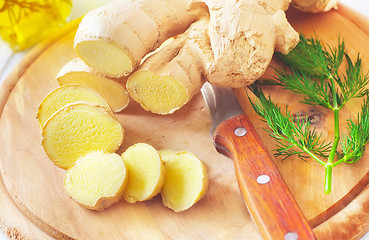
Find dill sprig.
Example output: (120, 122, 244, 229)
(248, 34, 369, 194)
(248, 84, 331, 162)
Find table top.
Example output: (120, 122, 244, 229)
(0, 0, 368, 239)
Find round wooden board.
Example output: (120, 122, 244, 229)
(0, 5, 369, 240)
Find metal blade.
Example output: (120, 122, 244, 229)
(200, 82, 244, 134)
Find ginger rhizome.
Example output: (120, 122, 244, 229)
(126, 19, 208, 114)
(73, 0, 300, 114)
(74, 0, 203, 78)
(189, 0, 299, 88)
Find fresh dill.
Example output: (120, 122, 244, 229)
(248, 35, 369, 194)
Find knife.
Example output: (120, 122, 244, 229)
(201, 82, 316, 240)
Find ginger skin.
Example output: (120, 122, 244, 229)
(189, 0, 299, 88)
(292, 0, 339, 13)
(75, 0, 298, 88)
(126, 19, 208, 114)
(125, 0, 299, 112)
(74, 0, 204, 78)
(74, 0, 301, 113)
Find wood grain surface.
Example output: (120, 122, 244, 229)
(1, 4, 369, 240)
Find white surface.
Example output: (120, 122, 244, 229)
(341, 0, 369, 18)
(0, 0, 369, 239)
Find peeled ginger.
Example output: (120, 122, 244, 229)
(64, 151, 128, 211)
(159, 150, 208, 212)
(41, 102, 124, 169)
(122, 143, 165, 203)
(37, 84, 110, 129)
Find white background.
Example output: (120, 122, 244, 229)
(0, 0, 369, 239)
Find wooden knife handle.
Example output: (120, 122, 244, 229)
(213, 114, 316, 240)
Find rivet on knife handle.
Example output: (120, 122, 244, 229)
(213, 114, 316, 240)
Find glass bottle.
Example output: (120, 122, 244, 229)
(0, 0, 73, 51)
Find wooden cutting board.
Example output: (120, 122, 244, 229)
(1, 4, 369, 240)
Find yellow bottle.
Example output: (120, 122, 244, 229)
(0, 0, 73, 51)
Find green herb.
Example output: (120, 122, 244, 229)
(248, 35, 369, 194)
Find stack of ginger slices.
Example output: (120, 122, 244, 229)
(37, 81, 208, 212)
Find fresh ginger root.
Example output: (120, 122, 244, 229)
(73, 0, 299, 112)
(74, 0, 204, 78)
(74, 0, 298, 87)
(126, 19, 208, 114)
(189, 0, 299, 88)
(37, 84, 110, 128)
(42, 102, 124, 169)
(126, 0, 299, 113)
(64, 151, 128, 211)
(292, 0, 339, 13)
(159, 150, 208, 212)
(57, 58, 129, 112)
(121, 143, 165, 203)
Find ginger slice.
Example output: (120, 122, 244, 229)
(159, 150, 208, 212)
(74, 0, 202, 77)
(64, 151, 128, 211)
(121, 143, 165, 203)
(37, 84, 110, 129)
(126, 19, 208, 115)
(42, 103, 124, 170)
(126, 70, 190, 114)
(75, 40, 133, 78)
(57, 58, 129, 112)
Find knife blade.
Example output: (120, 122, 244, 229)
(201, 82, 316, 240)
